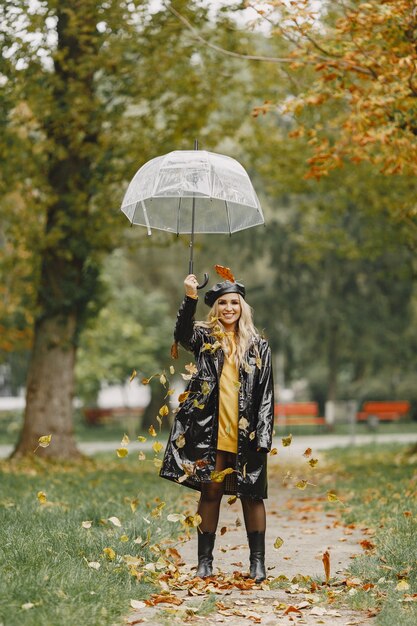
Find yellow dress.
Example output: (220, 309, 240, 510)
(217, 332, 239, 453)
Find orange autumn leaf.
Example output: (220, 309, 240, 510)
(303, 447, 312, 458)
(170, 342, 179, 359)
(322, 550, 330, 584)
(214, 264, 235, 282)
(145, 594, 183, 606)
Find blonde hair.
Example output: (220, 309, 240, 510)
(196, 294, 259, 367)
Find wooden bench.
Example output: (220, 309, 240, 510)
(274, 402, 325, 428)
(83, 407, 143, 425)
(357, 401, 410, 423)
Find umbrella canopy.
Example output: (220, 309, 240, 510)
(121, 150, 264, 235)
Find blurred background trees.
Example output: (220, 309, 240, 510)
(1, 0, 416, 457)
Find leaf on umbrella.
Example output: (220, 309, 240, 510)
(149, 425, 157, 437)
(170, 342, 179, 359)
(274, 537, 284, 549)
(34, 434, 52, 452)
(129, 369, 137, 382)
(202, 343, 213, 352)
(303, 447, 312, 457)
(215, 264, 235, 282)
(116, 448, 128, 458)
(282, 434, 292, 447)
(322, 550, 331, 584)
(142, 377, 151, 385)
(159, 404, 169, 417)
(108, 516, 122, 527)
(210, 467, 235, 483)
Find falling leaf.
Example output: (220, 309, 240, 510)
(129, 369, 137, 382)
(274, 537, 284, 549)
(37, 491, 47, 504)
(185, 362, 198, 375)
(214, 264, 235, 282)
(88, 561, 101, 570)
(153, 458, 162, 469)
(396, 580, 410, 591)
(159, 405, 169, 417)
(169, 365, 175, 375)
(282, 434, 292, 447)
(181, 373, 192, 381)
(167, 513, 186, 523)
(160, 373, 167, 385)
(227, 495, 237, 505)
(249, 431, 256, 441)
(308, 458, 319, 467)
(121, 433, 130, 445)
(108, 516, 122, 527)
(170, 342, 179, 359)
(178, 391, 190, 403)
(156, 415, 162, 430)
(82, 521, 92, 529)
(142, 377, 150, 385)
(148, 425, 157, 437)
(38, 435, 52, 448)
(130, 498, 139, 513)
(303, 447, 312, 457)
(152, 441, 163, 454)
(295, 480, 308, 490)
(138, 451, 146, 461)
(130, 599, 147, 610)
(210, 467, 235, 483)
(103, 547, 116, 560)
(201, 381, 210, 395)
(322, 550, 330, 584)
(175, 434, 186, 449)
(270, 448, 278, 455)
(220, 526, 227, 535)
(327, 491, 343, 504)
(116, 448, 128, 458)
(137, 436, 147, 442)
(184, 513, 202, 527)
(239, 417, 249, 431)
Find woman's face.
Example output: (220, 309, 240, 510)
(216, 293, 241, 331)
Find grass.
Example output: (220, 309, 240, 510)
(323, 443, 417, 626)
(0, 453, 195, 626)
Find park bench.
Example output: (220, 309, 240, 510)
(356, 401, 410, 424)
(83, 406, 143, 426)
(274, 402, 325, 429)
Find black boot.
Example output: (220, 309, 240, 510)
(196, 531, 215, 578)
(247, 531, 266, 582)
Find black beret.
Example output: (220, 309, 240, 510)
(204, 280, 246, 307)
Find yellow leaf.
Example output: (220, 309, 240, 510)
(327, 491, 342, 504)
(103, 547, 116, 560)
(227, 495, 237, 505)
(138, 451, 146, 461)
(116, 448, 128, 458)
(282, 434, 293, 447)
(210, 467, 235, 483)
(270, 448, 278, 455)
(108, 516, 122, 527)
(193, 399, 205, 410)
(169, 366, 175, 375)
(160, 373, 167, 385)
(233, 380, 241, 390)
(308, 458, 319, 467)
(175, 434, 186, 449)
(152, 441, 164, 454)
(37, 491, 47, 504)
(184, 362, 197, 374)
(184, 513, 202, 527)
(201, 381, 210, 395)
(137, 436, 147, 442)
(239, 417, 249, 431)
(249, 431, 256, 440)
(153, 458, 162, 469)
(38, 435, 52, 448)
(178, 391, 190, 403)
(159, 404, 169, 417)
(129, 369, 137, 382)
(296, 480, 308, 490)
(396, 579, 410, 591)
(149, 425, 157, 437)
(166, 388, 175, 396)
(201, 343, 213, 352)
(255, 356, 262, 370)
(274, 537, 284, 549)
(121, 433, 130, 445)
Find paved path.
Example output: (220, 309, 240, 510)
(125, 452, 377, 626)
(1, 431, 416, 459)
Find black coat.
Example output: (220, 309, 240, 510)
(159, 296, 274, 499)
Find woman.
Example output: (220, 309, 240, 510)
(160, 272, 274, 582)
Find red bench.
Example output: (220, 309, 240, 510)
(357, 401, 410, 423)
(274, 402, 325, 428)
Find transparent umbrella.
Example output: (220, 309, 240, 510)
(121, 143, 264, 288)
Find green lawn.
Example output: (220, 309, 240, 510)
(324, 443, 417, 626)
(0, 454, 193, 626)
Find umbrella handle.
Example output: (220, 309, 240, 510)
(197, 273, 209, 290)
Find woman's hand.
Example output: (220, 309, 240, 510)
(184, 274, 199, 298)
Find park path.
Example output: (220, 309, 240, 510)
(126, 450, 377, 626)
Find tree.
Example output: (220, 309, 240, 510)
(0, 0, 248, 458)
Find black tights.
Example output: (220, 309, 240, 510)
(197, 450, 266, 534)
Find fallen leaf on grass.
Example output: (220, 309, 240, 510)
(21, 603, 35, 610)
(37, 491, 47, 504)
(87, 561, 100, 570)
(145, 594, 183, 606)
(103, 547, 116, 560)
(396, 580, 410, 591)
(283, 605, 302, 615)
(108, 516, 122, 527)
(130, 599, 147, 609)
(82, 520, 92, 529)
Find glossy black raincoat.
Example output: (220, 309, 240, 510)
(160, 296, 274, 499)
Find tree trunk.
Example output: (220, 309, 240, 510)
(12, 314, 81, 459)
